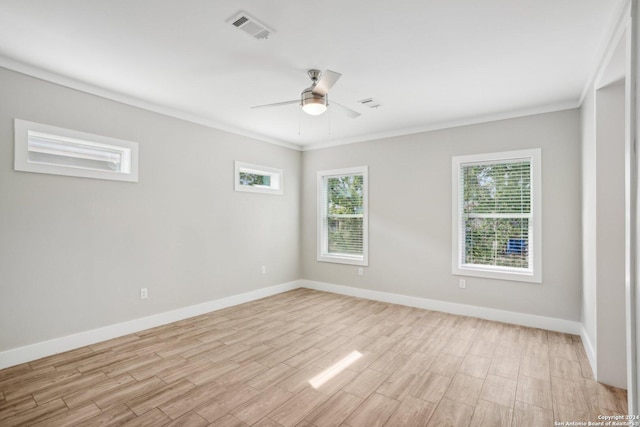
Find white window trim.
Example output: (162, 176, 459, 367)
(451, 149, 542, 283)
(234, 161, 283, 195)
(317, 166, 369, 266)
(14, 119, 139, 182)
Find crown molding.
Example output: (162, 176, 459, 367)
(301, 100, 579, 151)
(0, 54, 584, 153)
(0, 56, 302, 152)
(578, 0, 631, 104)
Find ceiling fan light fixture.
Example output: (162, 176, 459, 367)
(302, 99, 327, 115)
(251, 69, 360, 118)
(301, 89, 327, 116)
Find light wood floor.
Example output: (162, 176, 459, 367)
(0, 289, 628, 426)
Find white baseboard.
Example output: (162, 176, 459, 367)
(0, 281, 300, 370)
(300, 279, 582, 335)
(580, 325, 598, 379)
(1, 278, 586, 371)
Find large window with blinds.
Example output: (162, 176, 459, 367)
(452, 149, 541, 283)
(317, 166, 368, 266)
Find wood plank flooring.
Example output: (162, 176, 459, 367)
(0, 289, 628, 426)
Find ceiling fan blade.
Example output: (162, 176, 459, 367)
(331, 101, 361, 118)
(251, 100, 299, 109)
(312, 70, 341, 96)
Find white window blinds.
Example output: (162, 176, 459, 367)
(317, 166, 368, 266)
(28, 131, 129, 173)
(452, 149, 541, 283)
(460, 159, 531, 270)
(14, 119, 138, 182)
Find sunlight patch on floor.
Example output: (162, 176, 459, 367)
(308, 350, 362, 389)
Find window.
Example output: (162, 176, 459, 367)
(234, 161, 283, 195)
(14, 119, 138, 182)
(317, 166, 368, 266)
(452, 149, 541, 283)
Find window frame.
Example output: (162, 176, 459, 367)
(451, 149, 542, 283)
(234, 161, 283, 195)
(14, 119, 139, 182)
(317, 166, 369, 266)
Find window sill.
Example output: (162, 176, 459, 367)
(453, 265, 541, 283)
(234, 186, 283, 195)
(318, 254, 368, 266)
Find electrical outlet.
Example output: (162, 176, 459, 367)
(358, 267, 364, 276)
(459, 280, 466, 289)
(261, 265, 266, 274)
(140, 288, 148, 299)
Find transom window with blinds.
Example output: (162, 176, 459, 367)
(452, 149, 542, 283)
(14, 119, 138, 182)
(317, 166, 368, 266)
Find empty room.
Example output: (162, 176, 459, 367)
(0, 0, 639, 426)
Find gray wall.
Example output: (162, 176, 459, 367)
(581, 86, 597, 359)
(0, 66, 584, 355)
(580, 24, 629, 389)
(0, 67, 301, 351)
(301, 109, 582, 321)
(581, 76, 627, 389)
(594, 81, 626, 387)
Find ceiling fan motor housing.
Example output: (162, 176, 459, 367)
(307, 69, 322, 82)
(301, 87, 327, 115)
(251, 68, 360, 118)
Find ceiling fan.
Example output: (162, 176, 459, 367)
(251, 69, 361, 118)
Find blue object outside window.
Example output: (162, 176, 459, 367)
(506, 239, 527, 254)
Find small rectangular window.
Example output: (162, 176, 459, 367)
(234, 161, 283, 194)
(317, 166, 368, 266)
(452, 149, 541, 283)
(14, 119, 138, 182)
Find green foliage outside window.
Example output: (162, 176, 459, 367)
(326, 175, 364, 255)
(462, 161, 531, 268)
(239, 172, 271, 187)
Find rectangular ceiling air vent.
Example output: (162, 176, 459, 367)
(358, 98, 382, 109)
(227, 11, 274, 40)
(232, 16, 249, 27)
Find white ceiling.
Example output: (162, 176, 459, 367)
(0, 0, 623, 149)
